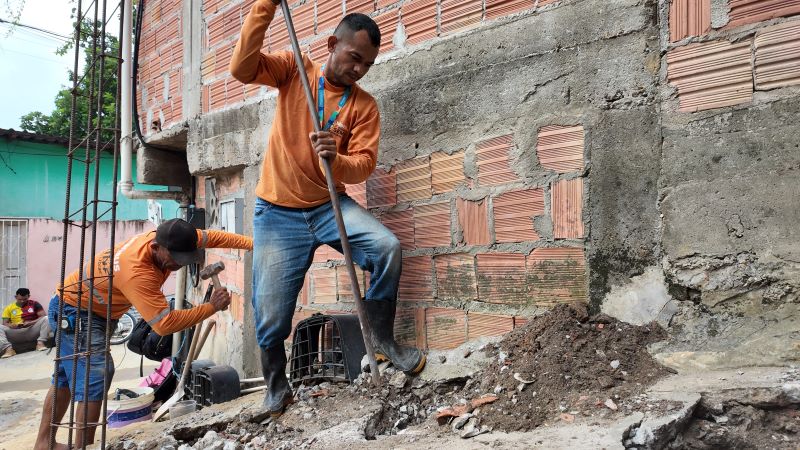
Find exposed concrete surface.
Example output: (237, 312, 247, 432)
(137, 145, 191, 189)
(601, 267, 679, 327)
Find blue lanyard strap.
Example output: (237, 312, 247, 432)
(318, 65, 351, 131)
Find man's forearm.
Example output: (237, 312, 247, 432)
(229, 0, 278, 83)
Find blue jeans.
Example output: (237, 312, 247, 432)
(252, 195, 401, 349)
(48, 295, 116, 402)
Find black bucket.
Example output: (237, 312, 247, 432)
(289, 313, 367, 386)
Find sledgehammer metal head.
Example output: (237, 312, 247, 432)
(199, 261, 225, 289)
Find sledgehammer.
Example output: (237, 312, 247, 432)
(199, 261, 225, 289)
(280, 1, 381, 386)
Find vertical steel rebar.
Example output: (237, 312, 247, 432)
(51, 0, 121, 448)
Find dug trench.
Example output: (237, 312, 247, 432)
(107, 304, 798, 449)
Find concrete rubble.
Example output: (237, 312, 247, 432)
(105, 307, 799, 449)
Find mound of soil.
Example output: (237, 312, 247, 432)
(477, 303, 671, 432)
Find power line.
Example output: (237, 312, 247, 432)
(0, 46, 69, 64)
(0, 22, 70, 44)
(0, 17, 72, 42)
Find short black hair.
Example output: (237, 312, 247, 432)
(16, 288, 29, 296)
(334, 13, 381, 48)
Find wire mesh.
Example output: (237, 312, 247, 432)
(48, 0, 122, 448)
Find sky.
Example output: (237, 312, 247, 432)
(0, 0, 96, 130)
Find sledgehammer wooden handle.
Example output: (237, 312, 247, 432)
(280, 0, 381, 386)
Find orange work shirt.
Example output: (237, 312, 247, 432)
(57, 229, 253, 335)
(230, 0, 381, 208)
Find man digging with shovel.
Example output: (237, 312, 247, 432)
(34, 219, 252, 450)
(230, 0, 426, 419)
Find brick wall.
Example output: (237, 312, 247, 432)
(298, 126, 588, 350)
(137, 0, 184, 134)
(666, 0, 800, 112)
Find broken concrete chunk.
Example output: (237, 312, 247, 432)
(460, 418, 488, 439)
(451, 413, 474, 431)
(604, 399, 618, 411)
(610, 360, 621, 369)
(389, 372, 408, 389)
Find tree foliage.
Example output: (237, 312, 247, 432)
(19, 18, 119, 142)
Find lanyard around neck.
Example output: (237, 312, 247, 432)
(318, 65, 351, 131)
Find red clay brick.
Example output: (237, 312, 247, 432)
(485, 0, 533, 20)
(457, 198, 490, 246)
(401, 0, 437, 45)
(310, 266, 338, 304)
(414, 201, 451, 248)
(527, 247, 587, 305)
(430, 150, 465, 194)
(309, 36, 331, 62)
(727, 0, 800, 29)
(394, 307, 420, 347)
(425, 308, 467, 350)
(669, 0, 710, 42)
(440, 0, 482, 35)
(551, 178, 583, 239)
(293, 1, 317, 40)
(366, 168, 396, 208)
(381, 209, 414, 250)
(493, 189, 543, 243)
(396, 157, 432, 203)
(347, 0, 375, 14)
(313, 245, 342, 263)
(434, 253, 477, 301)
(373, 9, 399, 53)
(476, 253, 528, 304)
(467, 312, 513, 340)
(476, 135, 518, 186)
(398, 255, 434, 302)
(537, 125, 584, 173)
(317, 0, 344, 34)
(345, 181, 367, 208)
(336, 264, 367, 301)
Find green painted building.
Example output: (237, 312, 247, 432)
(0, 129, 177, 220)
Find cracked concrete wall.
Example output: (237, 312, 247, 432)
(648, 0, 800, 370)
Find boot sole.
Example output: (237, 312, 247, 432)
(267, 395, 295, 418)
(374, 352, 427, 375)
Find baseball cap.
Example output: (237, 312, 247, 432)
(155, 218, 204, 266)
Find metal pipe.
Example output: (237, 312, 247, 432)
(119, 0, 188, 205)
(279, 1, 381, 386)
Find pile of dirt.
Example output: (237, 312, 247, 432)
(109, 303, 676, 449)
(475, 303, 672, 432)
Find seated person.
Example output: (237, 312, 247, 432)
(1, 288, 51, 357)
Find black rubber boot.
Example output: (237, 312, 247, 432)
(260, 346, 294, 417)
(364, 300, 426, 375)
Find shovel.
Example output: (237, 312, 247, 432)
(279, 0, 381, 386)
(152, 320, 216, 421)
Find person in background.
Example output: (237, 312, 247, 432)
(34, 218, 253, 450)
(0, 287, 51, 358)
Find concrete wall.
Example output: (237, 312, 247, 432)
(136, 0, 800, 374)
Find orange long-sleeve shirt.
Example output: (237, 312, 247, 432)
(230, 0, 381, 208)
(58, 229, 253, 335)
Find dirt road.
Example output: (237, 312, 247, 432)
(0, 346, 156, 449)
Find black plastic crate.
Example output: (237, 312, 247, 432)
(289, 314, 366, 386)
